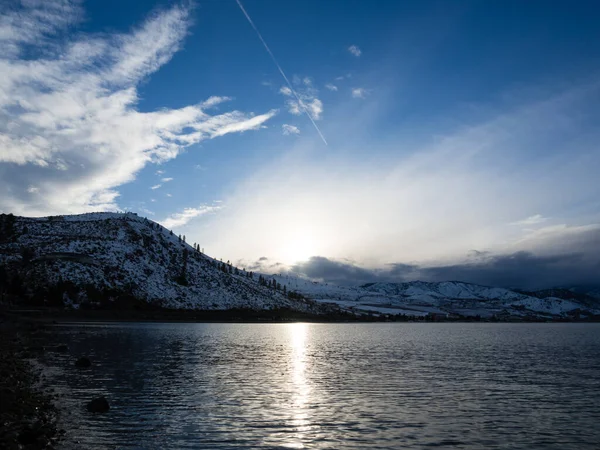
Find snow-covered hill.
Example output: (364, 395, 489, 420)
(1, 212, 598, 319)
(266, 276, 600, 320)
(0, 212, 321, 312)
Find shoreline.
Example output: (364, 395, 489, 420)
(5, 308, 599, 325)
(0, 313, 62, 449)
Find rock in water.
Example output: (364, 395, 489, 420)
(75, 357, 91, 368)
(86, 397, 110, 413)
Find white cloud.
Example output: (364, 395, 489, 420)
(282, 124, 300, 135)
(166, 193, 172, 197)
(325, 84, 338, 91)
(161, 177, 174, 182)
(278, 78, 324, 120)
(348, 45, 362, 57)
(151, 184, 162, 190)
(200, 96, 232, 109)
(351, 88, 368, 99)
(155, 170, 165, 175)
(0, 2, 277, 216)
(162, 205, 222, 229)
(279, 86, 293, 96)
(307, 99, 323, 119)
(512, 214, 548, 226)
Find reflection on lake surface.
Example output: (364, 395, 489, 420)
(43, 322, 600, 449)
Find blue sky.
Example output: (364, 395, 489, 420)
(1, 0, 599, 287)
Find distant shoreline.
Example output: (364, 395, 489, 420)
(4, 307, 599, 324)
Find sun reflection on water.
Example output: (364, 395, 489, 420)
(284, 323, 312, 448)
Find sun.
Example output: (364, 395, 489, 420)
(280, 237, 314, 264)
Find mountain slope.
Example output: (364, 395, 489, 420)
(266, 275, 600, 319)
(348, 281, 600, 318)
(0, 212, 319, 312)
(1, 212, 598, 319)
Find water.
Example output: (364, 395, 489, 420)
(41, 322, 600, 449)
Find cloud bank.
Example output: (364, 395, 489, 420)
(192, 77, 600, 289)
(242, 225, 600, 290)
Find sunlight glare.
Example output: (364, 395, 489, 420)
(281, 237, 315, 264)
(286, 323, 312, 447)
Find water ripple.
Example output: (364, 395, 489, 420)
(40, 322, 600, 449)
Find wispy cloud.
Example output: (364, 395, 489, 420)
(348, 45, 362, 57)
(161, 177, 174, 182)
(194, 79, 600, 268)
(138, 207, 155, 216)
(235, 0, 327, 145)
(155, 170, 165, 175)
(325, 84, 338, 91)
(512, 214, 548, 226)
(282, 124, 300, 135)
(0, 2, 276, 216)
(162, 205, 222, 229)
(278, 77, 324, 120)
(151, 184, 162, 190)
(351, 88, 368, 99)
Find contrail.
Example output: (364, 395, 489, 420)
(235, 0, 328, 146)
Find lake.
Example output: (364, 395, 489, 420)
(42, 322, 600, 449)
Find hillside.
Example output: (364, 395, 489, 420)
(0, 212, 321, 313)
(267, 276, 600, 320)
(1, 212, 598, 320)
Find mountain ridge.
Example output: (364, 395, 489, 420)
(0, 212, 321, 313)
(1, 212, 598, 320)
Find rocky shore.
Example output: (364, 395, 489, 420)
(0, 313, 61, 449)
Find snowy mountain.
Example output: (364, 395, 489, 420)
(1, 212, 598, 320)
(0, 212, 322, 312)
(266, 277, 600, 320)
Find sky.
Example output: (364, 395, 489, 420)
(1, 0, 599, 289)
